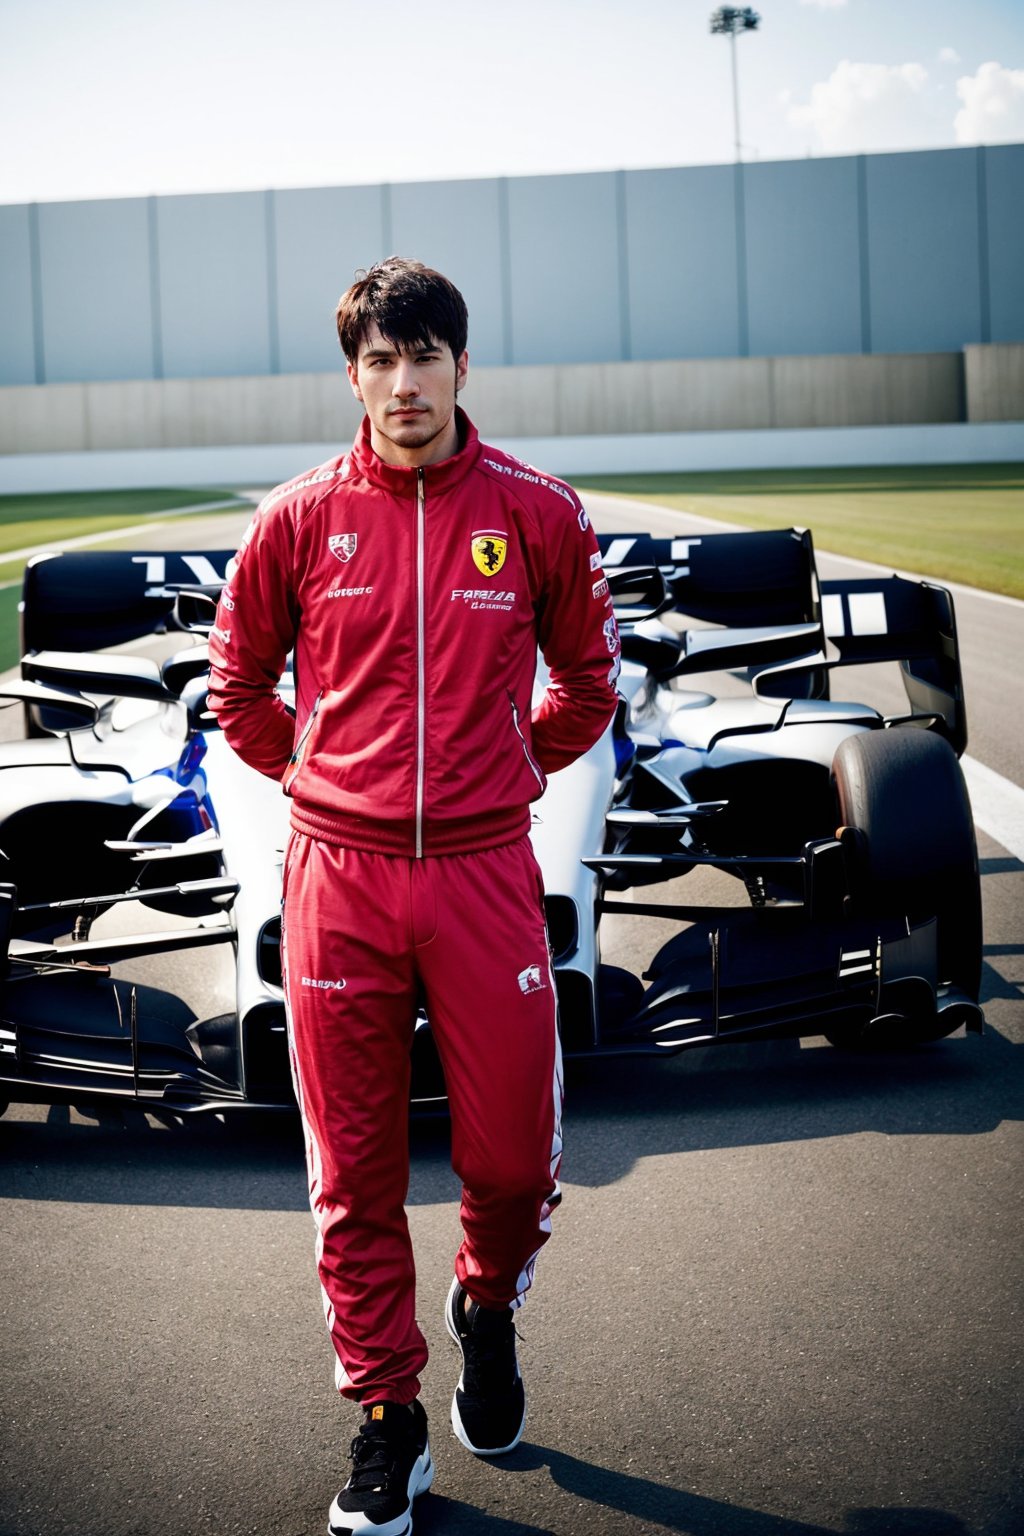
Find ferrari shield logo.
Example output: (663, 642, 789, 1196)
(329, 533, 357, 563)
(471, 531, 508, 578)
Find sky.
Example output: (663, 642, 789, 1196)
(1, 0, 1023, 206)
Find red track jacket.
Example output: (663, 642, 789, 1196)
(207, 410, 620, 857)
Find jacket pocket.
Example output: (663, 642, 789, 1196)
(507, 689, 546, 792)
(283, 690, 323, 795)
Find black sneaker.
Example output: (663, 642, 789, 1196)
(445, 1276, 526, 1456)
(328, 1399, 433, 1536)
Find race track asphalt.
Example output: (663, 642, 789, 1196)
(1, 497, 1021, 1536)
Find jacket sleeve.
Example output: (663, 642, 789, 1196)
(530, 495, 620, 774)
(206, 505, 299, 781)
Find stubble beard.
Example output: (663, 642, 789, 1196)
(381, 409, 440, 450)
(375, 400, 458, 465)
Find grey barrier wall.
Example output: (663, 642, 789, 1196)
(964, 343, 1024, 421)
(3, 350, 1008, 457)
(2, 144, 1022, 389)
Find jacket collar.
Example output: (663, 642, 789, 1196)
(349, 407, 482, 494)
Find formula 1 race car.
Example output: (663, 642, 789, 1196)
(0, 526, 983, 1118)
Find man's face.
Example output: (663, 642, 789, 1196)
(347, 322, 469, 467)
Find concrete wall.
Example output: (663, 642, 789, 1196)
(744, 156, 865, 356)
(864, 150, 986, 353)
(0, 203, 36, 386)
(36, 198, 157, 383)
(624, 165, 742, 359)
(273, 184, 387, 374)
(984, 146, 1024, 344)
(964, 343, 1024, 422)
(391, 179, 508, 366)
(156, 193, 274, 378)
(0, 350, 973, 456)
(0, 373, 358, 454)
(3, 145, 1021, 388)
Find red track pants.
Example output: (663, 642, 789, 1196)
(281, 831, 563, 1404)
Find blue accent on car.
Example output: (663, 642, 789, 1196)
(176, 735, 208, 784)
(613, 732, 636, 776)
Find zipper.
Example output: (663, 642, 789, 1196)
(283, 689, 323, 792)
(507, 689, 545, 790)
(415, 468, 426, 858)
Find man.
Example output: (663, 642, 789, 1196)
(208, 258, 619, 1535)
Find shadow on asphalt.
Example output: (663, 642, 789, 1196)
(559, 1015, 1021, 1190)
(1, 1013, 1020, 1209)
(979, 856, 1022, 876)
(414, 1443, 978, 1535)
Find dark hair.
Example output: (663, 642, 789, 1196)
(335, 257, 469, 365)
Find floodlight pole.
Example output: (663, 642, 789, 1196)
(728, 27, 742, 162)
(709, 7, 761, 163)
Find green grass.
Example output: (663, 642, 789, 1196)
(0, 486, 248, 587)
(0, 468, 1018, 678)
(0, 488, 248, 670)
(575, 463, 1024, 599)
(0, 586, 21, 672)
(0, 487, 245, 581)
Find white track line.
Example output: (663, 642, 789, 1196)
(961, 757, 1024, 863)
(588, 496, 1024, 856)
(3, 520, 171, 563)
(806, 545, 1024, 610)
(587, 498, 1023, 610)
(4, 490, 1020, 861)
(0, 499, 247, 566)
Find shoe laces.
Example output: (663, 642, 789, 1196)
(346, 1419, 405, 1493)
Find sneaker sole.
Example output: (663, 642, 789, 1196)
(327, 1446, 434, 1536)
(445, 1277, 526, 1458)
(450, 1391, 526, 1458)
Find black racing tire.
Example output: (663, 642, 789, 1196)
(827, 727, 982, 1048)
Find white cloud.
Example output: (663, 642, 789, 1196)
(787, 60, 930, 153)
(954, 61, 1024, 144)
(799, 0, 848, 9)
(938, 47, 961, 66)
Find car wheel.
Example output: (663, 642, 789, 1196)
(827, 727, 982, 1048)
